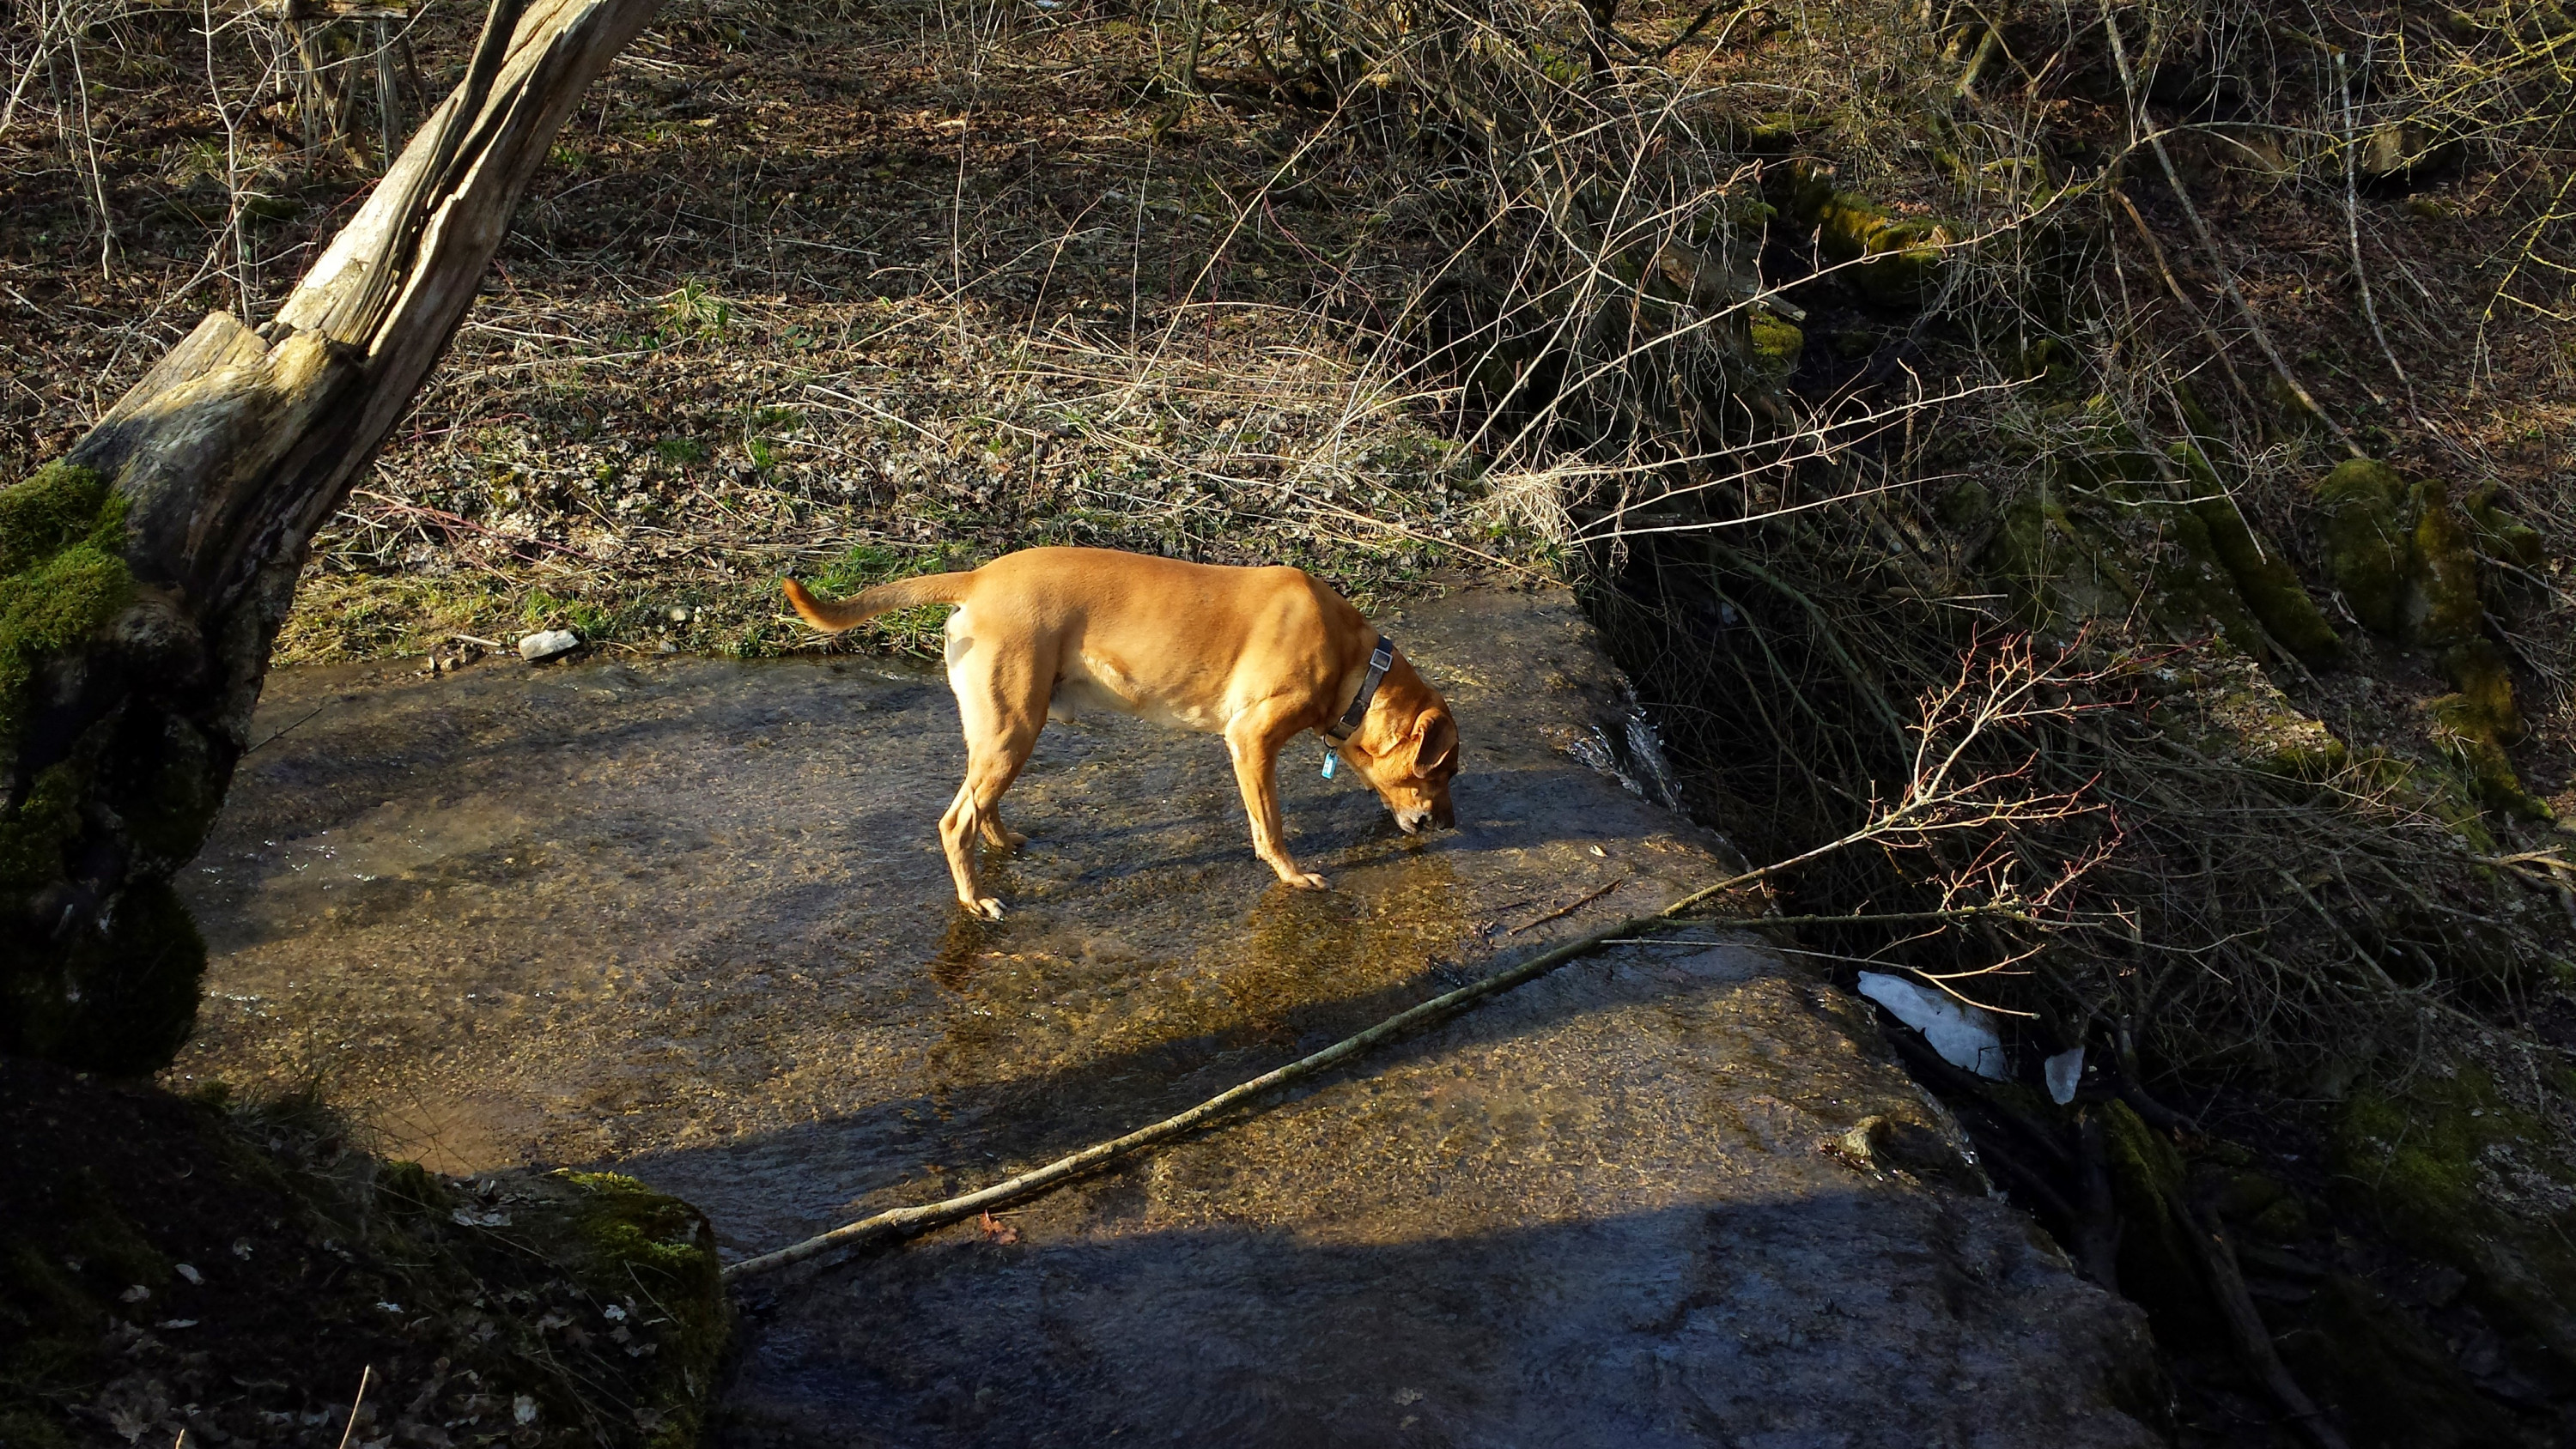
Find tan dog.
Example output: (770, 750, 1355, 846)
(782, 546, 1459, 919)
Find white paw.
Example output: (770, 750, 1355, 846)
(963, 896, 1005, 920)
(1285, 870, 1329, 891)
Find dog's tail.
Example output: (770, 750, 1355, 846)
(781, 571, 974, 633)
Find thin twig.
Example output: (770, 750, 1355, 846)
(332, 1366, 374, 1449)
(1503, 873, 1627, 934)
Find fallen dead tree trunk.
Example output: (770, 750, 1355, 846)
(0, 0, 662, 1073)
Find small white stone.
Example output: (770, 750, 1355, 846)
(518, 629, 581, 662)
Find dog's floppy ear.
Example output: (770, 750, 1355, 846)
(1408, 711, 1458, 778)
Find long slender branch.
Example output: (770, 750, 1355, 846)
(2101, 11, 2359, 457)
(722, 864, 1775, 1281)
(726, 730, 2081, 1283)
(2339, 47, 2418, 423)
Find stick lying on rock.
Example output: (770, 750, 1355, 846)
(721, 870, 1759, 1281)
(724, 870, 2028, 1280)
(725, 670, 2087, 1283)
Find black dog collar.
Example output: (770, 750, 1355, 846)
(1325, 637, 1397, 743)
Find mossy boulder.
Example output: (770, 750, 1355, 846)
(2462, 485, 2543, 569)
(1746, 312, 1804, 384)
(2136, 496, 2269, 651)
(2208, 1166, 2297, 1235)
(1985, 491, 2144, 628)
(2404, 480, 2484, 647)
(2190, 657, 2348, 778)
(2312, 458, 2411, 635)
(2308, 460, 2542, 815)
(1782, 165, 1954, 308)
(554, 1171, 731, 1448)
(2098, 1100, 2221, 1343)
(2332, 1068, 2576, 1376)
(1990, 433, 2339, 668)
(2427, 691, 2547, 818)
(2439, 638, 2522, 743)
(2172, 446, 2342, 664)
(2310, 461, 2504, 655)
(1722, 108, 1808, 154)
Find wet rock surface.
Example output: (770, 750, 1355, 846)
(178, 579, 2158, 1446)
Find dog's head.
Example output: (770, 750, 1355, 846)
(1342, 654, 1459, 834)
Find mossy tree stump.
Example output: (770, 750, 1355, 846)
(0, 0, 666, 1075)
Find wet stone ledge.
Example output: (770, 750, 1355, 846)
(177, 578, 2160, 1446)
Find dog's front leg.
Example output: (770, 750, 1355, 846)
(1224, 707, 1327, 890)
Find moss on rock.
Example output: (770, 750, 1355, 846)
(2306, 460, 2541, 816)
(2186, 652, 2349, 778)
(2312, 458, 2411, 636)
(2333, 1068, 2576, 1374)
(2439, 639, 2522, 743)
(1986, 491, 2144, 628)
(0, 463, 134, 739)
(2173, 446, 2342, 664)
(555, 1171, 730, 1449)
(2427, 693, 2547, 819)
(2404, 480, 2484, 647)
(1746, 312, 1804, 383)
(2099, 1100, 2220, 1343)
(2462, 485, 2543, 569)
(1783, 167, 1954, 308)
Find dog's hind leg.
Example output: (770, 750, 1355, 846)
(939, 626, 1050, 919)
(978, 807, 1028, 851)
(940, 743, 1035, 920)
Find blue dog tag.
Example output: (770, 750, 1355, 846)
(1321, 749, 1338, 779)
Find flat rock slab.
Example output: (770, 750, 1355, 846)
(178, 580, 2157, 1447)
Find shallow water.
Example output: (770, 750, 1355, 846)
(178, 581, 2156, 1446)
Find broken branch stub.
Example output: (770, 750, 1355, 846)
(0, 0, 662, 1073)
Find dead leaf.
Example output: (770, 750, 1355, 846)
(978, 1210, 1019, 1245)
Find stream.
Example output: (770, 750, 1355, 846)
(173, 581, 2160, 1446)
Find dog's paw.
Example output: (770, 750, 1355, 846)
(963, 896, 1005, 921)
(998, 828, 1029, 848)
(1285, 870, 1329, 891)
